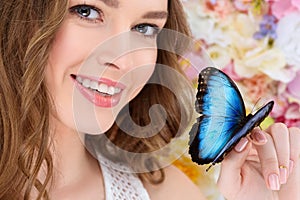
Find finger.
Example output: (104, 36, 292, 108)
(217, 140, 252, 195)
(255, 132, 280, 190)
(248, 127, 268, 145)
(234, 137, 250, 152)
(289, 127, 300, 175)
(266, 123, 290, 184)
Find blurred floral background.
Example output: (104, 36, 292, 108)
(173, 0, 300, 199)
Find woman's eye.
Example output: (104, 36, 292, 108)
(69, 5, 103, 23)
(133, 24, 160, 38)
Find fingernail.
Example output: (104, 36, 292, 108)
(279, 167, 288, 184)
(253, 129, 267, 143)
(268, 174, 280, 190)
(289, 160, 294, 175)
(235, 137, 249, 152)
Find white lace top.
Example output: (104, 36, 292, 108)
(97, 155, 151, 200)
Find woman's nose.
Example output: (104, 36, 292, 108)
(96, 31, 135, 70)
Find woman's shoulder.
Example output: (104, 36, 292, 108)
(144, 165, 206, 200)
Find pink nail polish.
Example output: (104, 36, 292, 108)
(279, 167, 287, 184)
(269, 174, 280, 191)
(253, 129, 267, 143)
(234, 137, 249, 152)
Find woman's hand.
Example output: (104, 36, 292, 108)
(217, 123, 300, 200)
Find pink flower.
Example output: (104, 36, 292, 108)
(205, 0, 235, 18)
(222, 61, 243, 81)
(240, 73, 274, 102)
(287, 70, 300, 101)
(274, 103, 300, 128)
(181, 41, 211, 86)
(272, 96, 289, 118)
(272, 79, 300, 128)
(271, 0, 300, 19)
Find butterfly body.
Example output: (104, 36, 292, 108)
(188, 67, 274, 170)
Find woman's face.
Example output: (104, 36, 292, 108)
(46, 0, 168, 134)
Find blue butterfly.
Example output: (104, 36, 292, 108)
(188, 67, 274, 171)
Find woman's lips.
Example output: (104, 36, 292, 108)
(71, 74, 125, 108)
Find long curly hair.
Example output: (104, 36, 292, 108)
(0, 0, 192, 199)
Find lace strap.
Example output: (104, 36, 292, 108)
(99, 157, 151, 200)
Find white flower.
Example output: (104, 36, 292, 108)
(183, 1, 231, 47)
(231, 38, 291, 82)
(206, 45, 231, 68)
(275, 12, 300, 68)
(224, 14, 291, 82)
(240, 47, 292, 83)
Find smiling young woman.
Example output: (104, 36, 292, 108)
(1, 0, 300, 200)
(0, 0, 197, 199)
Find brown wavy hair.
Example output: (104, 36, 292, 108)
(0, 0, 192, 199)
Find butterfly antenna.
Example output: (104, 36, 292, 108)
(251, 98, 262, 114)
(205, 163, 214, 172)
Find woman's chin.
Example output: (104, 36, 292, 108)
(74, 117, 116, 135)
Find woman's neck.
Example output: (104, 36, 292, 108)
(48, 117, 104, 195)
(52, 128, 89, 186)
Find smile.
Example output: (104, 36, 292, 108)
(76, 76, 122, 96)
(71, 74, 125, 107)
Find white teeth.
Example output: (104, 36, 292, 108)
(98, 83, 108, 93)
(90, 81, 98, 90)
(107, 86, 115, 95)
(82, 79, 91, 88)
(77, 76, 122, 95)
(76, 76, 83, 83)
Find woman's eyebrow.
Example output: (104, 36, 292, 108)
(142, 11, 168, 19)
(97, 0, 168, 19)
(98, 0, 120, 8)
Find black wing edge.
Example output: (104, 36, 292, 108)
(195, 69, 207, 114)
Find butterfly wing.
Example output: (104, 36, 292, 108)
(189, 67, 247, 165)
(214, 101, 274, 165)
